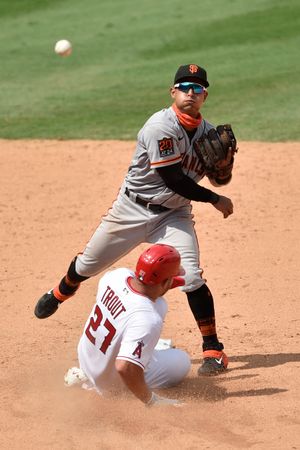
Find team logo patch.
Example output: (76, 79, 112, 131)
(189, 64, 199, 74)
(132, 340, 145, 359)
(158, 137, 175, 157)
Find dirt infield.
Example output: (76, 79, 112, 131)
(1, 139, 299, 449)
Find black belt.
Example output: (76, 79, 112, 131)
(124, 188, 170, 213)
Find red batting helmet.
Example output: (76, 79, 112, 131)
(135, 244, 185, 287)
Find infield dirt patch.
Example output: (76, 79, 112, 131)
(1, 140, 299, 449)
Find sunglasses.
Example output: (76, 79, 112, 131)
(174, 82, 206, 94)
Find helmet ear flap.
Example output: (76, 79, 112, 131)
(170, 276, 185, 289)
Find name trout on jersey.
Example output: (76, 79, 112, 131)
(99, 285, 126, 319)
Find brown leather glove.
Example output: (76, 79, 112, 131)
(194, 124, 238, 185)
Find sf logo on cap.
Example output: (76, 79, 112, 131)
(189, 64, 199, 74)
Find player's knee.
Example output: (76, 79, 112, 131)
(180, 269, 206, 293)
(167, 349, 191, 385)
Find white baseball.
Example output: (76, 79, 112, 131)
(54, 39, 72, 57)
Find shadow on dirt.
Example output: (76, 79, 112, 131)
(171, 353, 300, 402)
(173, 375, 287, 402)
(192, 352, 300, 369)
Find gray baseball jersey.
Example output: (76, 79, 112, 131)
(123, 106, 214, 209)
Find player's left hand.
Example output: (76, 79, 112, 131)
(215, 146, 235, 169)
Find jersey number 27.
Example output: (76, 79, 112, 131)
(85, 305, 116, 354)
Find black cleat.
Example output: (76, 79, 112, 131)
(34, 290, 61, 319)
(198, 350, 228, 376)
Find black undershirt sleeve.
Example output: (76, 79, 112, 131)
(156, 163, 220, 204)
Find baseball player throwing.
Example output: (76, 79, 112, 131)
(35, 64, 237, 376)
(66, 244, 190, 406)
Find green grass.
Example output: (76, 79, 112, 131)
(0, 0, 299, 140)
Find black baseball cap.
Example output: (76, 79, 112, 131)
(174, 64, 209, 88)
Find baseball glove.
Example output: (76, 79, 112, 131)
(194, 124, 237, 184)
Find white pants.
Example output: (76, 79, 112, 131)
(76, 191, 205, 292)
(71, 348, 191, 394)
(145, 348, 191, 389)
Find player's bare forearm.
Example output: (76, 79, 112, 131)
(212, 195, 233, 218)
(115, 359, 152, 404)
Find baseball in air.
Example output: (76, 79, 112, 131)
(54, 39, 72, 56)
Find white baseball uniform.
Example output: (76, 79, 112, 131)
(76, 107, 214, 291)
(78, 267, 190, 394)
